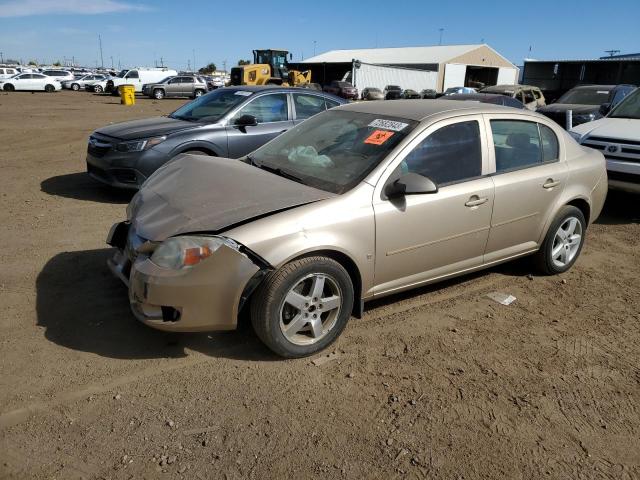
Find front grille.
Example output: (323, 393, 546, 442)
(582, 136, 640, 164)
(88, 135, 112, 157)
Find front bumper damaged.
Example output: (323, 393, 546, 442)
(107, 221, 262, 332)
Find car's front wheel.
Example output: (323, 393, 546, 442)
(71, 83, 80, 91)
(94, 84, 103, 93)
(251, 256, 354, 358)
(535, 205, 586, 275)
(44, 84, 55, 93)
(4, 83, 14, 91)
(153, 89, 165, 100)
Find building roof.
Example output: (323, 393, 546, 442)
(302, 44, 487, 65)
(525, 57, 640, 63)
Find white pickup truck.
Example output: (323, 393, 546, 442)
(570, 88, 640, 193)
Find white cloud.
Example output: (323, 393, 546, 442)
(0, 0, 148, 17)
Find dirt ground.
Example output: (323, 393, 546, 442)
(0, 90, 639, 480)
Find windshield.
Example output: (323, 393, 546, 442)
(557, 87, 611, 105)
(116, 69, 128, 78)
(169, 88, 249, 122)
(609, 88, 640, 119)
(247, 110, 417, 194)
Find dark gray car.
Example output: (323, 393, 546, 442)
(86, 86, 346, 188)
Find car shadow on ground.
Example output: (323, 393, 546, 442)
(36, 248, 278, 362)
(596, 190, 639, 225)
(41, 172, 134, 204)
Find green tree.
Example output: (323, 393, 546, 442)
(27, 60, 38, 66)
(53, 60, 62, 67)
(238, 59, 251, 65)
(198, 63, 217, 74)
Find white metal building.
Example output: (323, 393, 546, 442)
(299, 44, 519, 93)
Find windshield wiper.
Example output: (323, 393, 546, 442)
(256, 162, 305, 184)
(170, 114, 198, 122)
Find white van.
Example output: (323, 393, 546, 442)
(107, 67, 178, 94)
(570, 87, 640, 193)
(0, 67, 19, 79)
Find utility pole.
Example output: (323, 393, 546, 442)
(438, 28, 444, 45)
(604, 49, 620, 57)
(0, 52, 3, 63)
(313, 40, 317, 56)
(160, 56, 164, 67)
(222, 60, 227, 72)
(192, 49, 196, 72)
(98, 34, 104, 68)
(187, 59, 191, 71)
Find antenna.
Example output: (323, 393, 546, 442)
(604, 49, 620, 57)
(98, 34, 104, 68)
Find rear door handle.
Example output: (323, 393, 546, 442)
(543, 179, 560, 189)
(465, 196, 489, 207)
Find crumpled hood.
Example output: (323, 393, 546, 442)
(538, 104, 599, 115)
(96, 116, 197, 140)
(129, 154, 336, 241)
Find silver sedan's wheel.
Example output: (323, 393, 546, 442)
(71, 83, 80, 91)
(94, 84, 103, 93)
(550, 216, 582, 268)
(251, 256, 354, 358)
(279, 273, 342, 346)
(535, 205, 586, 275)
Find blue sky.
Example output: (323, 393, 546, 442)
(0, 0, 638, 70)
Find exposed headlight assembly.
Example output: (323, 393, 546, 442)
(117, 136, 166, 152)
(151, 236, 239, 269)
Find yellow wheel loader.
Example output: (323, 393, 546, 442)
(230, 49, 311, 87)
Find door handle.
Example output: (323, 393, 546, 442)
(465, 196, 488, 208)
(543, 179, 560, 189)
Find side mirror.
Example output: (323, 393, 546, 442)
(599, 102, 611, 116)
(384, 172, 438, 199)
(234, 114, 258, 127)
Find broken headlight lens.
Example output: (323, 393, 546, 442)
(150, 236, 238, 269)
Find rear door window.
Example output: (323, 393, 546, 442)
(401, 120, 483, 185)
(126, 71, 139, 79)
(293, 93, 326, 120)
(490, 120, 544, 172)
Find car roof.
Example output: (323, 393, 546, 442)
(337, 99, 514, 121)
(446, 93, 504, 101)
(482, 84, 539, 92)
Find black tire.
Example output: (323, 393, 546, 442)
(153, 88, 165, 100)
(94, 84, 104, 93)
(4, 83, 14, 92)
(251, 256, 354, 358)
(534, 205, 586, 275)
(44, 84, 55, 93)
(193, 89, 205, 98)
(71, 83, 80, 91)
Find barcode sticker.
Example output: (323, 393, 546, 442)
(368, 119, 408, 132)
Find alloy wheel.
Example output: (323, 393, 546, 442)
(551, 216, 582, 268)
(279, 273, 342, 346)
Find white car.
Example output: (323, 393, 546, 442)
(41, 69, 75, 82)
(0, 67, 19, 79)
(62, 74, 109, 91)
(0, 73, 61, 92)
(571, 88, 640, 193)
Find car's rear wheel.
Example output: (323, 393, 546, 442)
(193, 89, 205, 98)
(94, 84, 103, 93)
(153, 89, 165, 100)
(4, 83, 14, 92)
(71, 83, 80, 91)
(44, 84, 55, 93)
(534, 205, 586, 275)
(251, 256, 354, 358)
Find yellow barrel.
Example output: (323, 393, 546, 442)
(120, 84, 136, 106)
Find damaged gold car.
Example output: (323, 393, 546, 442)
(107, 101, 607, 357)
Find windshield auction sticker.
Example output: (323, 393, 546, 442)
(369, 119, 408, 132)
(365, 130, 395, 145)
